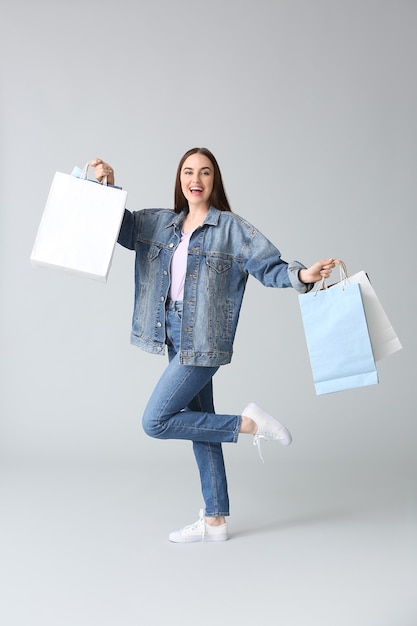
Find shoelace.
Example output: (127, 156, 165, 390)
(253, 430, 283, 463)
(181, 509, 206, 538)
(253, 433, 265, 463)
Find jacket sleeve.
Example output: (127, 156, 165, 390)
(117, 209, 137, 250)
(243, 229, 313, 294)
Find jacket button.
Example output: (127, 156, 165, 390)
(157, 322, 162, 327)
(163, 270, 168, 276)
(169, 243, 174, 248)
(160, 296, 164, 301)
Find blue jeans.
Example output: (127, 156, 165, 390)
(142, 301, 242, 516)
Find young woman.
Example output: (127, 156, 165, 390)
(92, 148, 336, 543)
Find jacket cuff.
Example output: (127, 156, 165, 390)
(287, 261, 314, 293)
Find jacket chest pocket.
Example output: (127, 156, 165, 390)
(206, 255, 232, 295)
(206, 256, 232, 273)
(147, 244, 162, 262)
(139, 243, 163, 285)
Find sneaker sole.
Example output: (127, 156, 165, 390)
(169, 534, 229, 543)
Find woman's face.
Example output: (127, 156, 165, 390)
(180, 153, 214, 209)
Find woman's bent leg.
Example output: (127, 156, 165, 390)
(142, 354, 241, 444)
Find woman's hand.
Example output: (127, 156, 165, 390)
(89, 158, 115, 186)
(299, 258, 340, 284)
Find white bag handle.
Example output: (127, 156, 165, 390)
(81, 162, 108, 186)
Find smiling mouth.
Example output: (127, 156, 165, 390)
(190, 186, 203, 193)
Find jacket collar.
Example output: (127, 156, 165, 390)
(203, 206, 221, 226)
(166, 206, 221, 229)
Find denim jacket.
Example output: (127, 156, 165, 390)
(118, 206, 312, 366)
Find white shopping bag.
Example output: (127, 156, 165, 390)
(30, 166, 127, 282)
(345, 271, 402, 361)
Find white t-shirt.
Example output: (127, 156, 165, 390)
(169, 230, 193, 301)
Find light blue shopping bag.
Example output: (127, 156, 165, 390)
(298, 282, 378, 395)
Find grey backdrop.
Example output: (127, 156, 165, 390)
(1, 1, 416, 625)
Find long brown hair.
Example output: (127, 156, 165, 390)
(174, 147, 232, 213)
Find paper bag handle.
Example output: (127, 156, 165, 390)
(81, 162, 108, 186)
(314, 260, 348, 295)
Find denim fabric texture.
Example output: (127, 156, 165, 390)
(119, 205, 313, 516)
(142, 301, 239, 516)
(118, 206, 311, 366)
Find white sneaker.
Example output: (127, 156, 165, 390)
(169, 509, 229, 543)
(243, 402, 292, 462)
